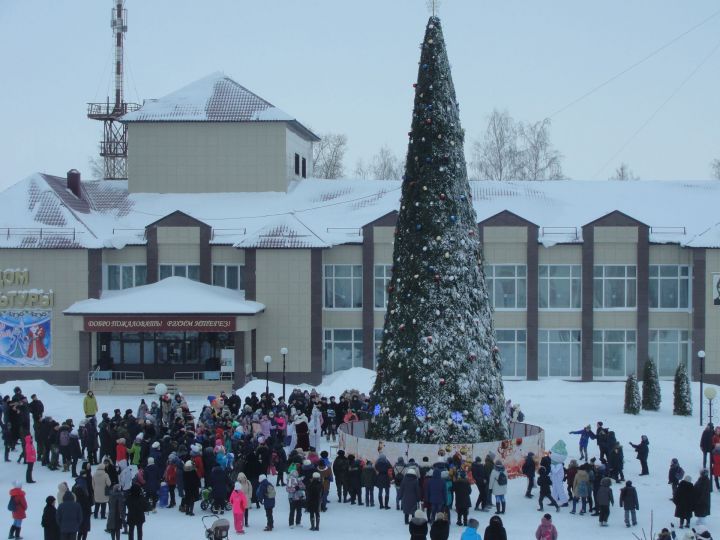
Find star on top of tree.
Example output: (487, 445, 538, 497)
(426, 0, 442, 17)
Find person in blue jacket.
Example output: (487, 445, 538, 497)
(569, 425, 596, 461)
(425, 468, 447, 523)
(460, 518, 482, 540)
(256, 474, 275, 532)
(143, 457, 161, 511)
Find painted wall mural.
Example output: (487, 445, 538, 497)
(0, 310, 52, 367)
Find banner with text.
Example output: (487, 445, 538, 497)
(84, 316, 236, 333)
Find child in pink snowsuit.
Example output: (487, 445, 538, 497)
(229, 482, 248, 534)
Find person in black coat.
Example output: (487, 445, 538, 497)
(210, 464, 229, 513)
(429, 511, 449, 540)
(71, 484, 92, 540)
(694, 469, 712, 523)
(143, 458, 161, 510)
(306, 473, 323, 531)
(409, 509, 428, 540)
(522, 452, 536, 498)
(182, 460, 201, 516)
(452, 471, 472, 526)
(125, 484, 147, 540)
(41, 496, 60, 540)
(673, 476, 694, 528)
(701, 423, 715, 469)
(470, 457, 486, 511)
(332, 451, 349, 503)
(483, 515, 508, 540)
(630, 436, 649, 476)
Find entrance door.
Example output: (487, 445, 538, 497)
(156, 332, 184, 364)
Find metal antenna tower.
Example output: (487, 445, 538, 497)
(87, 0, 140, 180)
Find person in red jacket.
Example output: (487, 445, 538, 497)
(115, 438, 128, 469)
(23, 436, 36, 484)
(8, 480, 27, 540)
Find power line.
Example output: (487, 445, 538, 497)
(549, 7, 720, 119)
(593, 36, 720, 179)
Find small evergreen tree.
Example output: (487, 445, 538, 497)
(641, 358, 661, 411)
(624, 374, 641, 414)
(673, 362, 692, 416)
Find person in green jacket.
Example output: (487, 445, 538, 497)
(83, 391, 98, 418)
(127, 437, 142, 466)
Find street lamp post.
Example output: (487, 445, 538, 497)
(280, 347, 288, 402)
(263, 355, 272, 397)
(698, 350, 706, 426)
(705, 386, 718, 426)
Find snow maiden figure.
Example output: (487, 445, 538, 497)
(549, 440, 569, 506)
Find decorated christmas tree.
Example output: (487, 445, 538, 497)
(368, 16, 508, 444)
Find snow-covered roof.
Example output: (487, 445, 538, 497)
(120, 72, 319, 141)
(2, 174, 720, 249)
(63, 276, 265, 315)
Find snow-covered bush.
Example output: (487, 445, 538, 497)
(624, 373, 641, 415)
(673, 362, 692, 416)
(641, 358, 661, 411)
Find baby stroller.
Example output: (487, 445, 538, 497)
(202, 515, 229, 540)
(199, 487, 232, 512)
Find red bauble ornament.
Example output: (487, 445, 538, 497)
(439, 193, 446, 200)
(426, 118, 432, 124)
(434, 274, 440, 283)
(413, 83, 418, 88)
(516, 438, 523, 446)
(468, 354, 476, 361)
(399, 324, 406, 331)
(426, 336, 433, 343)
(439, 378, 445, 385)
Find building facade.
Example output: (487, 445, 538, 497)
(1, 73, 719, 389)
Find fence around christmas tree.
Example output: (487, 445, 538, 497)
(338, 420, 545, 479)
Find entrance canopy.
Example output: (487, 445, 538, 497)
(64, 277, 265, 332)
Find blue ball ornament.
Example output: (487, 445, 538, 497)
(449, 215, 457, 223)
(415, 224, 422, 231)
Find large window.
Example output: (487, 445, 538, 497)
(160, 264, 200, 281)
(487, 265, 527, 309)
(323, 329, 363, 374)
(496, 329, 527, 378)
(374, 265, 392, 309)
(324, 265, 363, 309)
(539, 265, 581, 309)
(649, 265, 690, 309)
(374, 328, 383, 367)
(107, 265, 147, 291)
(593, 265, 636, 309)
(213, 264, 244, 291)
(593, 329, 636, 377)
(649, 329, 690, 377)
(539, 330, 582, 378)
(99, 332, 233, 365)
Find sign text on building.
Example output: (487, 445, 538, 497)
(0, 269, 54, 308)
(83, 316, 236, 333)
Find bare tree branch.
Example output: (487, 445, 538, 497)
(609, 163, 639, 181)
(471, 110, 564, 180)
(711, 158, 720, 180)
(370, 145, 402, 180)
(313, 133, 347, 179)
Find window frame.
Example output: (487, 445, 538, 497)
(159, 264, 201, 282)
(649, 265, 691, 311)
(105, 264, 147, 291)
(649, 328, 690, 378)
(323, 264, 363, 310)
(212, 264, 245, 291)
(538, 329, 582, 378)
(538, 264, 582, 310)
(593, 265, 637, 310)
(486, 264, 527, 310)
(374, 264, 393, 310)
(323, 328, 363, 374)
(592, 329, 637, 378)
(294, 153, 300, 176)
(496, 329, 527, 379)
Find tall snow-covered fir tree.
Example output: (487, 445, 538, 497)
(368, 17, 508, 444)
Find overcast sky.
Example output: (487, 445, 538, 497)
(1, 0, 719, 190)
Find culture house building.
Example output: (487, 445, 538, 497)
(2, 72, 720, 391)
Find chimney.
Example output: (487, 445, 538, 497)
(67, 169, 82, 199)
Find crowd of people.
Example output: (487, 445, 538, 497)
(0, 384, 716, 540)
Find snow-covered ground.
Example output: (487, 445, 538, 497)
(0, 373, 717, 539)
